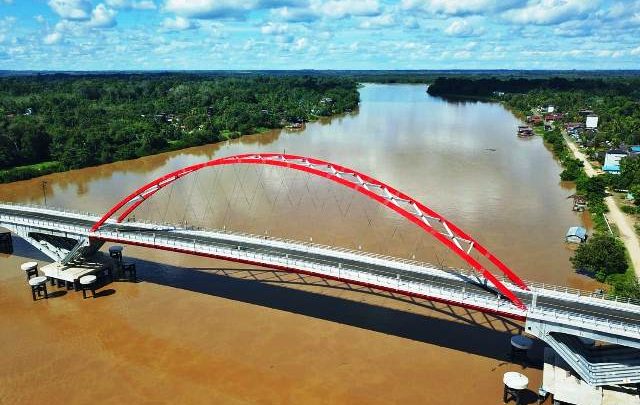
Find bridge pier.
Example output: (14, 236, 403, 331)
(0, 230, 12, 254)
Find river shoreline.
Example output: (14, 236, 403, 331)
(1, 84, 587, 403)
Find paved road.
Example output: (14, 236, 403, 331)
(3, 205, 640, 332)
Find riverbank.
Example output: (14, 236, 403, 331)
(0, 74, 359, 184)
(564, 135, 640, 279)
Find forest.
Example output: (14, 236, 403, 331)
(0, 74, 359, 182)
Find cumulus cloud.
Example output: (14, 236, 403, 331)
(314, 0, 380, 19)
(272, 6, 318, 22)
(43, 31, 63, 44)
(162, 16, 197, 30)
(164, 0, 255, 19)
(133, 0, 156, 9)
(359, 13, 395, 29)
(48, 0, 92, 20)
(261, 22, 288, 34)
(88, 4, 117, 28)
(106, 0, 156, 10)
(502, 0, 599, 25)
(444, 19, 484, 37)
(292, 36, 308, 50)
(401, 0, 526, 16)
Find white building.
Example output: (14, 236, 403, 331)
(586, 115, 599, 129)
(547, 105, 555, 113)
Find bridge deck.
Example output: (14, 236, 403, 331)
(2, 203, 640, 348)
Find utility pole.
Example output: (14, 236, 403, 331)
(41, 181, 47, 206)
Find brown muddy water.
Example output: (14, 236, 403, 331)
(0, 84, 594, 403)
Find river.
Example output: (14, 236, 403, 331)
(0, 84, 594, 403)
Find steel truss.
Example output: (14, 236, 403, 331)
(91, 153, 529, 309)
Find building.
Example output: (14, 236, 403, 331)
(547, 105, 555, 113)
(603, 148, 628, 173)
(586, 115, 599, 129)
(527, 115, 543, 125)
(565, 227, 587, 244)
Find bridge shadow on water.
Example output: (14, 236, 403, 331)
(132, 258, 543, 369)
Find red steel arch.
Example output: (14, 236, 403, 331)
(92, 153, 529, 309)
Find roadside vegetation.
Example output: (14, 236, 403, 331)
(0, 74, 359, 182)
(429, 76, 640, 299)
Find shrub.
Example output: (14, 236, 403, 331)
(570, 234, 628, 282)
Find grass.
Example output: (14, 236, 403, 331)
(10, 160, 60, 171)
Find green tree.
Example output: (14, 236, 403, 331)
(570, 234, 628, 281)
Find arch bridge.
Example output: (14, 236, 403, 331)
(1, 153, 639, 387)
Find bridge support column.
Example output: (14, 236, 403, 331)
(0, 230, 12, 254)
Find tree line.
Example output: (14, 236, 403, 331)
(0, 74, 360, 182)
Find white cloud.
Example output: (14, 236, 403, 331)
(272, 6, 318, 22)
(359, 13, 395, 29)
(133, 0, 156, 9)
(88, 4, 117, 28)
(162, 16, 197, 30)
(164, 0, 255, 19)
(106, 0, 156, 10)
(48, 0, 92, 21)
(43, 31, 63, 44)
(503, 0, 599, 25)
(402, 0, 526, 16)
(314, 0, 380, 19)
(631, 45, 640, 56)
(444, 19, 483, 37)
(292, 36, 308, 50)
(34, 15, 46, 23)
(261, 22, 288, 34)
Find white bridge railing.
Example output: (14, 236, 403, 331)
(2, 203, 640, 340)
(94, 228, 526, 318)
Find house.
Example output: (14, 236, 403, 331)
(586, 114, 599, 129)
(566, 226, 587, 244)
(527, 115, 543, 125)
(547, 105, 555, 113)
(629, 145, 640, 156)
(603, 148, 628, 173)
(565, 122, 584, 131)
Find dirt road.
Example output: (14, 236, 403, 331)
(564, 135, 640, 279)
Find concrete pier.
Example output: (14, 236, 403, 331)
(0, 230, 12, 254)
(541, 347, 640, 405)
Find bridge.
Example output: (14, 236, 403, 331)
(2, 153, 640, 388)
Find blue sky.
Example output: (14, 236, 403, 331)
(1, 0, 639, 70)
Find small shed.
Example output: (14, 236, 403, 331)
(566, 227, 588, 244)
